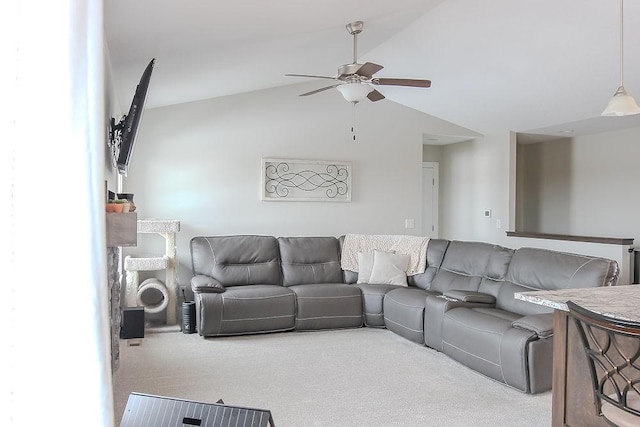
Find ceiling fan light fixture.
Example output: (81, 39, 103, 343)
(602, 85, 640, 116)
(337, 83, 373, 103)
(286, 20, 431, 103)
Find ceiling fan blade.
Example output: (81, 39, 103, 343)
(373, 78, 431, 88)
(299, 84, 341, 97)
(367, 89, 385, 102)
(285, 73, 337, 80)
(355, 62, 384, 78)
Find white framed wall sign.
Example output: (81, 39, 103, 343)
(261, 158, 351, 202)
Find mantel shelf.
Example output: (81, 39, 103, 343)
(106, 212, 137, 247)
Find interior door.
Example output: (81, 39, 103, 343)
(422, 162, 439, 238)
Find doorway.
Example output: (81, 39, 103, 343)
(422, 162, 439, 238)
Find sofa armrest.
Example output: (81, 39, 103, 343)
(512, 313, 554, 338)
(191, 275, 226, 293)
(443, 290, 496, 305)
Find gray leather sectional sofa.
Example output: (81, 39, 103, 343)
(190, 235, 619, 393)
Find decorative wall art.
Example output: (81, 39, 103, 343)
(262, 158, 351, 202)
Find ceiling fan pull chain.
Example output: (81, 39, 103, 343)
(351, 102, 357, 141)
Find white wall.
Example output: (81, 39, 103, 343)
(422, 144, 443, 163)
(437, 131, 512, 243)
(121, 81, 472, 289)
(3, 1, 116, 424)
(518, 126, 640, 243)
(104, 41, 121, 191)
(433, 126, 640, 248)
(435, 128, 636, 283)
(118, 79, 640, 295)
(518, 138, 572, 233)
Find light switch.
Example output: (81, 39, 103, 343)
(405, 219, 415, 229)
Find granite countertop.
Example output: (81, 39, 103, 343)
(515, 285, 640, 322)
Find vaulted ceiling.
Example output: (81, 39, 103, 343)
(105, 0, 640, 139)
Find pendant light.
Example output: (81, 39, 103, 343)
(602, 0, 640, 116)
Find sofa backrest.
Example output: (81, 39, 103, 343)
(190, 235, 282, 287)
(407, 239, 450, 290)
(278, 237, 343, 286)
(495, 247, 620, 316)
(477, 245, 516, 296)
(430, 241, 513, 294)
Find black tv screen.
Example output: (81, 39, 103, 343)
(116, 58, 155, 175)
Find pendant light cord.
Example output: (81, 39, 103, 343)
(620, 0, 624, 86)
(601, 0, 640, 116)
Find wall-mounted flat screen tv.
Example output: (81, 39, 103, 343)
(112, 58, 155, 176)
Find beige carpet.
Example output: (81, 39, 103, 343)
(113, 328, 551, 426)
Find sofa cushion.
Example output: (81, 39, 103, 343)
(356, 251, 374, 284)
(406, 239, 449, 290)
(431, 241, 508, 294)
(190, 235, 281, 287)
(278, 237, 343, 286)
(384, 287, 438, 344)
(289, 283, 363, 330)
(496, 247, 619, 316)
(507, 247, 619, 290)
(442, 306, 536, 391)
(369, 251, 410, 286)
(358, 283, 403, 327)
(357, 250, 396, 284)
(195, 284, 296, 336)
(484, 246, 515, 281)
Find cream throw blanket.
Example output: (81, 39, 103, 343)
(341, 234, 430, 276)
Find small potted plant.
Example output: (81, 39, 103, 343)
(106, 198, 130, 213)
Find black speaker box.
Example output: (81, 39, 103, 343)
(182, 301, 196, 334)
(120, 307, 145, 339)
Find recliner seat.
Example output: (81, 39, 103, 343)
(190, 235, 296, 336)
(369, 239, 448, 335)
(278, 236, 363, 330)
(385, 240, 502, 344)
(435, 246, 618, 393)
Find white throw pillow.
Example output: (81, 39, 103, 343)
(357, 250, 395, 284)
(368, 250, 410, 286)
(357, 251, 375, 284)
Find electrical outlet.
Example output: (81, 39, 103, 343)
(405, 219, 415, 229)
(496, 219, 502, 229)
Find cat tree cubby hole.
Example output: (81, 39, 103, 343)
(124, 219, 180, 329)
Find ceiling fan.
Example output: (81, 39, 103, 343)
(286, 21, 431, 103)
